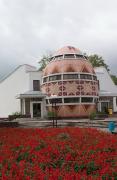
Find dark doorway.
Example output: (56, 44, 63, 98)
(101, 102, 109, 113)
(33, 103, 41, 117)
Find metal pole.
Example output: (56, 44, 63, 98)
(52, 102, 54, 128)
(55, 102, 57, 127)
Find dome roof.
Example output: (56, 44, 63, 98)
(52, 46, 82, 57)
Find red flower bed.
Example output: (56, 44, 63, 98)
(0, 127, 117, 179)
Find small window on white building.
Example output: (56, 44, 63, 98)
(33, 80, 40, 91)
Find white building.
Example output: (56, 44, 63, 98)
(95, 67, 117, 113)
(0, 64, 117, 118)
(0, 64, 46, 118)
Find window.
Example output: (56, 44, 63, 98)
(63, 74, 78, 80)
(81, 97, 93, 103)
(33, 80, 40, 91)
(54, 55, 63, 60)
(80, 74, 92, 80)
(64, 54, 75, 59)
(49, 98, 62, 104)
(49, 75, 61, 81)
(43, 77, 48, 83)
(46, 99, 49, 104)
(93, 75, 97, 80)
(64, 97, 80, 103)
(75, 54, 84, 59)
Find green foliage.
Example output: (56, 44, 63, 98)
(16, 152, 29, 162)
(86, 161, 100, 175)
(111, 74, 117, 85)
(89, 112, 96, 120)
(12, 111, 21, 116)
(57, 133, 70, 140)
(74, 163, 79, 172)
(88, 54, 110, 72)
(38, 54, 52, 70)
(35, 140, 46, 151)
(47, 111, 56, 118)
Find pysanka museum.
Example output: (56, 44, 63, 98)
(0, 46, 117, 118)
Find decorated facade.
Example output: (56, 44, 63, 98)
(42, 46, 99, 118)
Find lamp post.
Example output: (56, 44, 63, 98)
(50, 95, 57, 128)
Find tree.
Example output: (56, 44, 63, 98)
(88, 54, 117, 85)
(38, 54, 51, 71)
(111, 75, 117, 85)
(88, 54, 110, 72)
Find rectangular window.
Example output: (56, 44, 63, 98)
(81, 97, 93, 103)
(49, 98, 62, 104)
(33, 80, 40, 91)
(54, 55, 63, 60)
(93, 75, 97, 80)
(64, 54, 75, 59)
(80, 74, 92, 80)
(43, 77, 48, 83)
(49, 75, 61, 81)
(64, 97, 80, 103)
(63, 74, 78, 80)
(75, 54, 84, 58)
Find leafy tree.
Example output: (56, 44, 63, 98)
(88, 54, 117, 85)
(88, 54, 110, 72)
(111, 75, 117, 85)
(38, 54, 52, 70)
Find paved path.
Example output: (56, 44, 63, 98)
(12, 117, 117, 134)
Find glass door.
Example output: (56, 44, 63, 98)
(33, 103, 41, 117)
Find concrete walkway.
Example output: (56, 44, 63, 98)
(13, 117, 117, 133)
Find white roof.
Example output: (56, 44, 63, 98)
(94, 67, 117, 96)
(17, 90, 46, 99)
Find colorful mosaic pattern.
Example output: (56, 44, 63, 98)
(42, 48, 99, 117)
(42, 80, 98, 97)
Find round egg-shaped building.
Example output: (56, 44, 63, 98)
(42, 46, 99, 118)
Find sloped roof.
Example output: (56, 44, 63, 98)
(0, 64, 37, 83)
(94, 67, 117, 96)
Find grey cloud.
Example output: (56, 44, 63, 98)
(0, 0, 117, 76)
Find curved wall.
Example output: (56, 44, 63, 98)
(42, 49, 99, 118)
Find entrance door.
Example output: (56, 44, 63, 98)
(33, 103, 41, 117)
(101, 102, 109, 113)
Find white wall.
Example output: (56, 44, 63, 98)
(0, 65, 31, 117)
(29, 71, 42, 91)
(95, 67, 117, 112)
(95, 67, 117, 93)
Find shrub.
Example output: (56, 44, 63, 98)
(89, 111, 96, 120)
(47, 111, 56, 119)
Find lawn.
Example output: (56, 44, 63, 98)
(0, 127, 117, 179)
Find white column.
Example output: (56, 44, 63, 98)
(30, 101, 33, 118)
(22, 99, 25, 114)
(113, 97, 117, 112)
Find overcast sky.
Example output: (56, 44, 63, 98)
(0, 0, 117, 78)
